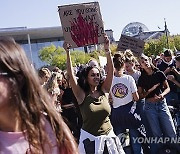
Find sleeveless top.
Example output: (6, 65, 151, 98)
(79, 91, 112, 136)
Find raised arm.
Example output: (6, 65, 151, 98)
(63, 42, 85, 104)
(101, 35, 114, 93)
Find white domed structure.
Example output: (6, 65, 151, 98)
(122, 22, 149, 37)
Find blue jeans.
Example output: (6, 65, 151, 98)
(144, 99, 176, 154)
(136, 99, 151, 153)
(129, 129, 144, 154)
(165, 91, 178, 105)
(111, 101, 144, 154)
(113, 128, 143, 154)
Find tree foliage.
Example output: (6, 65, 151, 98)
(39, 44, 92, 70)
(39, 42, 118, 70)
(144, 35, 180, 56)
(39, 35, 180, 70)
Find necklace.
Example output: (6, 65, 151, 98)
(90, 90, 99, 99)
(91, 90, 95, 94)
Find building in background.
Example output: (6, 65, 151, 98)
(0, 27, 65, 69)
(0, 26, 115, 68)
(105, 29, 115, 42)
(121, 22, 167, 41)
(0, 23, 167, 69)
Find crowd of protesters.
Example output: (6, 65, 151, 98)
(37, 41, 180, 154)
(0, 35, 180, 154)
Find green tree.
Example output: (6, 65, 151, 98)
(38, 43, 122, 70)
(39, 44, 64, 64)
(110, 43, 118, 55)
(39, 45, 92, 70)
(173, 35, 180, 51)
(144, 35, 180, 56)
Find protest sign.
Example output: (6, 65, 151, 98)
(58, 2, 104, 48)
(99, 56, 107, 67)
(117, 35, 145, 57)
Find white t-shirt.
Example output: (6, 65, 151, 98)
(110, 74, 137, 108)
(125, 70, 141, 84)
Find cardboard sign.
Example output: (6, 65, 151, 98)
(99, 56, 107, 67)
(117, 35, 145, 57)
(58, 2, 104, 48)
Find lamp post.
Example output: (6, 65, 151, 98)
(27, 34, 33, 64)
(164, 18, 169, 49)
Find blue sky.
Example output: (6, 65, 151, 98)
(1, 0, 180, 41)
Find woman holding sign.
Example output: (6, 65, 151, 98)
(64, 35, 125, 154)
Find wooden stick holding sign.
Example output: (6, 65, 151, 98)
(58, 2, 105, 48)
